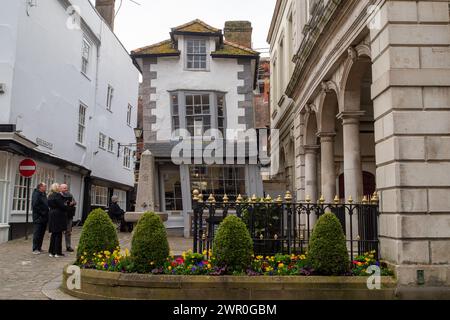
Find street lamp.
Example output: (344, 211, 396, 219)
(117, 128, 143, 158)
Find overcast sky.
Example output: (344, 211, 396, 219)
(90, 0, 275, 56)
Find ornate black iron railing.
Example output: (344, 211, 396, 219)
(192, 191, 380, 260)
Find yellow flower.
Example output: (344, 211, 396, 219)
(207, 264, 212, 269)
(124, 248, 130, 257)
(203, 250, 208, 255)
(278, 263, 285, 268)
(168, 266, 172, 271)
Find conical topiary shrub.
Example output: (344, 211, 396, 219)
(308, 212, 350, 275)
(76, 208, 119, 263)
(131, 212, 169, 273)
(213, 215, 253, 272)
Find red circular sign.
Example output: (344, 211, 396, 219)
(19, 159, 37, 177)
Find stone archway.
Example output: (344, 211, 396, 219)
(317, 83, 340, 202)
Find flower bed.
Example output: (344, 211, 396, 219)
(77, 248, 393, 277)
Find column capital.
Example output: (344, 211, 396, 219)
(337, 111, 365, 124)
(303, 145, 320, 154)
(317, 132, 336, 142)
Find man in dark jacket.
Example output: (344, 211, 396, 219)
(61, 184, 76, 252)
(32, 183, 49, 254)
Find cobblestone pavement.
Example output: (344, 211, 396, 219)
(0, 227, 192, 300)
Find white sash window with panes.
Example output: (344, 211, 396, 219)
(12, 166, 55, 212)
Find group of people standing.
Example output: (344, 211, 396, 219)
(31, 182, 76, 257)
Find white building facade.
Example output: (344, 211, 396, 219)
(0, 0, 139, 243)
(132, 20, 264, 236)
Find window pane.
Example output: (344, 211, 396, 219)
(186, 95, 193, 106)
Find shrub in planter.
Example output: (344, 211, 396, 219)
(213, 215, 253, 271)
(308, 212, 349, 275)
(131, 212, 169, 273)
(76, 208, 119, 263)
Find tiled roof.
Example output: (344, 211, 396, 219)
(131, 40, 180, 56)
(212, 40, 259, 58)
(131, 20, 259, 59)
(172, 19, 221, 34)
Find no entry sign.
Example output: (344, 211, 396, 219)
(19, 159, 37, 177)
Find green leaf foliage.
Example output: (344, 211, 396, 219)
(76, 208, 119, 263)
(131, 212, 170, 273)
(213, 215, 253, 271)
(308, 212, 350, 275)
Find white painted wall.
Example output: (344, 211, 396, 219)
(1, 0, 139, 188)
(152, 35, 246, 141)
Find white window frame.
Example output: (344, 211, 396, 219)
(123, 146, 131, 169)
(107, 137, 115, 153)
(90, 185, 108, 207)
(185, 38, 208, 71)
(98, 132, 106, 150)
(106, 85, 114, 111)
(81, 37, 91, 75)
(185, 93, 212, 137)
(77, 103, 87, 144)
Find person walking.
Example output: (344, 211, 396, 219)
(47, 183, 68, 258)
(60, 184, 76, 252)
(31, 183, 49, 254)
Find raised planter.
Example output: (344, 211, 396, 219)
(61, 267, 397, 300)
(125, 212, 168, 224)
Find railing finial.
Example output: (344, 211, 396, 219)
(319, 195, 325, 204)
(192, 189, 199, 201)
(334, 195, 340, 204)
(207, 194, 216, 204)
(284, 191, 293, 203)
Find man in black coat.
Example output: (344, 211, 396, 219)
(32, 183, 49, 254)
(61, 184, 76, 253)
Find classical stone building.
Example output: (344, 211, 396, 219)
(268, 0, 450, 286)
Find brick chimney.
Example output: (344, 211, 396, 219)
(95, 0, 115, 30)
(224, 21, 253, 48)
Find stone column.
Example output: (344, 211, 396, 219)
(304, 145, 319, 228)
(339, 112, 364, 202)
(371, 0, 450, 285)
(135, 150, 156, 212)
(318, 132, 336, 203)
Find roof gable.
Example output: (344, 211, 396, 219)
(172, 19, 221, 34)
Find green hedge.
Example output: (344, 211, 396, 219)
(213, 215, 253, 271)
(76, 208, 119, 263)
(308, 212, 350, 275)
(131, 212, 170, 273)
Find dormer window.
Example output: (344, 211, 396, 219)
(186, 39, 207, 70)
